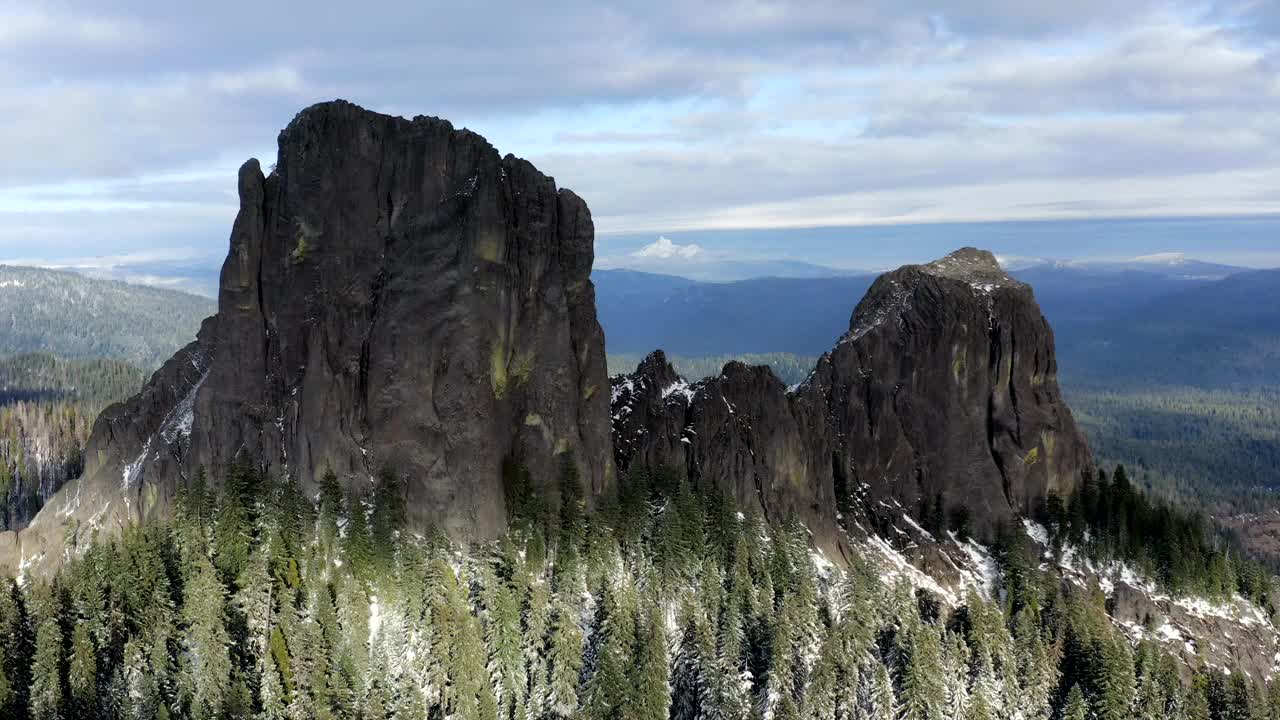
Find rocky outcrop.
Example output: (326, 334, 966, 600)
(611, 248, 1092, 549)
(1, 100, 615, 576)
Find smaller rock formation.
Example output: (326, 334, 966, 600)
(611, 248, 1092, 551)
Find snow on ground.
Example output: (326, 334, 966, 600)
(610, 377, 634, 405)
(661, 379, 698, 403)
(1022, 514, 1278, 668)
(369, 595, 382, 645)
(865, 534, 962, 607)
(899, 513, 934, 542)
(160, 371, 209, 444)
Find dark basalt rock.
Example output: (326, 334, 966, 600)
(611, 248, 1091, 550)
(2, 100, 615, 575)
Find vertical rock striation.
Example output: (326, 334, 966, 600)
(611, 248, 1092, 552)
(1, 100, 615, 575)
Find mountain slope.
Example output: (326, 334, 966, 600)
(0, 266, 213, 370)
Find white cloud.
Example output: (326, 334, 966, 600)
(1, 0, 1278, 271)
(632, 236, 704, 259)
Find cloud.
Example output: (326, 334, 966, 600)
(1, 0, 1278, 273)
(632, 236, 704, 259)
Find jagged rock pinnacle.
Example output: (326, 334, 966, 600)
(1, 100, 616, 577)
(611, 246, 1091, 556)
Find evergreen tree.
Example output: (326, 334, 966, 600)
(864, 661, 897, 720)
(0, 579, 31, 720)
(544, 592, 583, 720)
(898, 622, 946, 720)
(633, 600, 670, 720)
(29, 594, 62, 720)
(1090, 635, 1135, 720)
(1062, 685, 1089, 720)
(67, 623, 96, 720)
(179, 556, 233, 719)
(670, 602, 713, 720)
(485, 575, 525, 720)
(583, 578, 637, 720)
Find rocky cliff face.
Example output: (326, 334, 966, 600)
(611, 248, 1092, 551)
(1, 100, 615, 575)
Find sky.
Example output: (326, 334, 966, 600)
(1, 0, 1278, 294)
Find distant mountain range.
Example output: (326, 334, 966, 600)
(595, 258, 1280, 389)
(0, 265, 214, 370)
(597, 257, 863, 282)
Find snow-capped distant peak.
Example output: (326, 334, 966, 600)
(1130, 251, 1187, 265)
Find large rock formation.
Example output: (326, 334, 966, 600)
(1, 100, 615, 575)
(611, 248, 1091, 551)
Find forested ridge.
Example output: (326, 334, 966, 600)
(0, 457, 1274, 720)
(607, 353, 1280, 566)
(0, 266, 211, 370)
(0, 353, 145, 532)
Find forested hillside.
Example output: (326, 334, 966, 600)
(0, 459, 1273, 720)
(0, 354, 145, 531)
(0, 266, 213, 370)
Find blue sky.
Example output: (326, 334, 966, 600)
(1, 1, 1278, 293)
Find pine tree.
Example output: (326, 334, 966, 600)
(179, 555, 233, 719)
(1090, 635, 1135, 720)
(708, 597, 751, 720)
(555, 458, 586, 582)
(343, 493, 374, 584)
(0, 579, 31, 720)
(864, 661, 897, 720)
(671, 602, 713, 720)
(544, 592, 583, 719)
(941, 632, 969, 720)
(1267, 679, 1280, 720)
(29, 596, 63, 720)
(485, 575, 525, 720)
(317, 464, 343, 554)
(521, 579, 552, 720)
(453, 610, 499, 720)
(584, 578, 637, 720)
(67, 623, 96, 719)
(802, 633, 839, 720)
(762, 588, 806, 720)
(214, 460, 257, 583)
(1012, 608, 1056, 720)
(1062, 685, 1089, 720)
(1134, 643, 1166, 720)
(240, 523, 288, 719)
(633, 600, 670, 720)
(898, 622, 946, 720)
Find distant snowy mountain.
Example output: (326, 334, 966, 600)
(997, 252, 1244, 281)
(597, 257, 863, 282)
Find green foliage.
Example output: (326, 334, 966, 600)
(1034, 465, 1273, 605)
(0, 458, 1270, 720)
(1069, 385, 1280, 515)
(0, 353, 144, 531)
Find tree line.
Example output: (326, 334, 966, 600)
(0, 458, 1275, 719)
